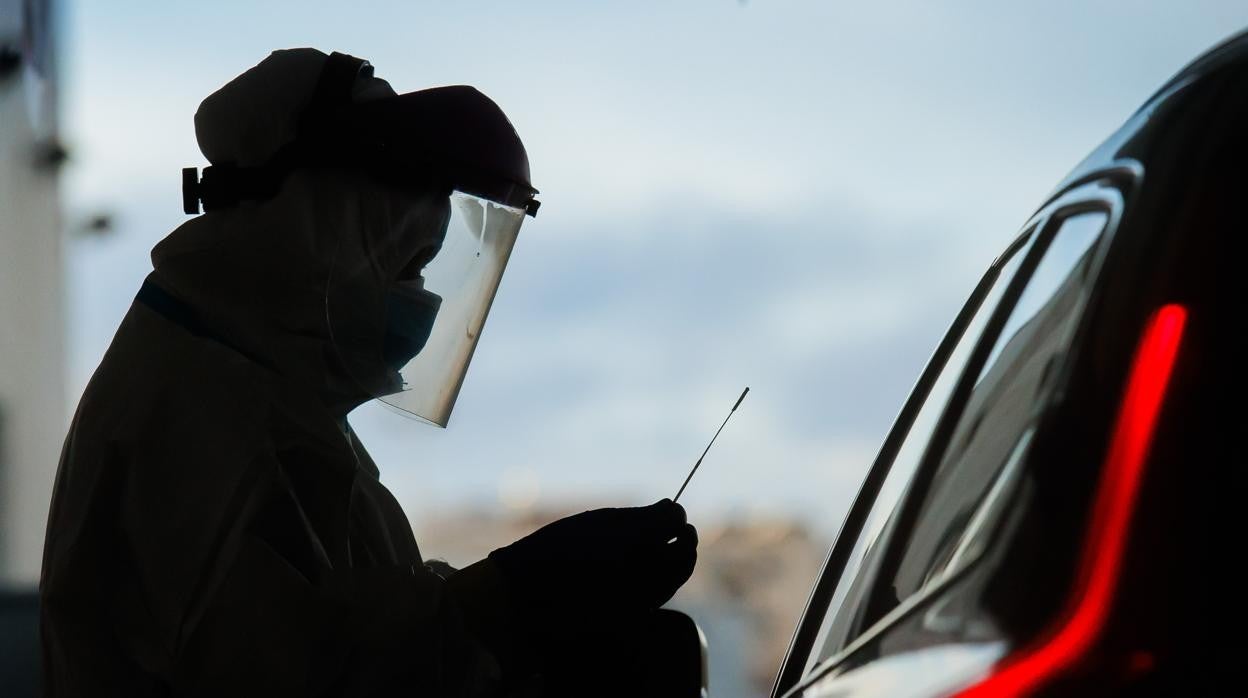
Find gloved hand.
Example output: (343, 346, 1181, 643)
(487, 499, 698, 627)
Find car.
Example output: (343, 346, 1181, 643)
(768, 30, 1242, 698)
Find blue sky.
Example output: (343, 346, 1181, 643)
(61, 1, 1248, 534)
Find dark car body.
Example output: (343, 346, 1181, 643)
(771, 31, 1243, 698)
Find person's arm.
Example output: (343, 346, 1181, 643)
(453, 501, 698, 685)
(446, 559, 540, 687)
(133, 447, 508, 697)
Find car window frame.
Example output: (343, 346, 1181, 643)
(774, 176, 1131, 697)
(771, 229, 1037, 694)
(855, 190, 1123, 637)
(802, 231, 1040, 668)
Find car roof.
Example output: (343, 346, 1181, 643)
(1041, 28, 1248, 207)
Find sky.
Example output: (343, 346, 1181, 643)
(60, 1, 1248, 536)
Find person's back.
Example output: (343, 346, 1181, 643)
(39, 176, 503, 694)
(41, 281, 458, 694)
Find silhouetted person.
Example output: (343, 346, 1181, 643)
(39, 49, 698, 697)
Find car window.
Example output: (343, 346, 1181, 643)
(876, 210, 1109, 615)
(802, 230, 1036, 673)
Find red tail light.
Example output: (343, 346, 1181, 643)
(955, 304, 1188, 697)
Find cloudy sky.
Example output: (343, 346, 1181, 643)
(62, 1, 1248, 536)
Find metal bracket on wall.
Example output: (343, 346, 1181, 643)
(0, 43, 20, 80)
(32, 140, 68, 172)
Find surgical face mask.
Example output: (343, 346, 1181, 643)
(382, 281, 442, 371)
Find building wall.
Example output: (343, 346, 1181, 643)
(0, 0, 64, 586)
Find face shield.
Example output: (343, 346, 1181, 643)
(325, 186, 527, 427)
(380, 191, 527, 425)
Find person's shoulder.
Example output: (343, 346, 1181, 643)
(78, 303, 276, 460)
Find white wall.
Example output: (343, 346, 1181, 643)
(0, 0, 65, 586)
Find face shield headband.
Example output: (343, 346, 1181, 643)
(182, 52, 541, 218)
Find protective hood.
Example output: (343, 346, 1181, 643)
(151, 166, 440, 416)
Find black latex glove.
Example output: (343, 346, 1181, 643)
(487, 499, 698, 626)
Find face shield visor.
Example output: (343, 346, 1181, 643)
(382, 190, 527, 425)
(326, 187, 527, 427)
